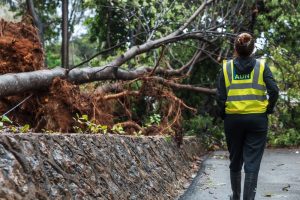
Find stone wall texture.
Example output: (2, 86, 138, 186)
(0, 134, 204, 200)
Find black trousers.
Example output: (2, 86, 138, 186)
(224, 114, 268, 173)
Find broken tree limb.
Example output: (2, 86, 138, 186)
(0, 59, 217, 97)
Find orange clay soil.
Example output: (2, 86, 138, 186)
(0, 19, 44, 73)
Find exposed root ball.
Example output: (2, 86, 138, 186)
(0, 20, 45, 127)
(0, 19, 44, 73)
(34, 78, 115, 132)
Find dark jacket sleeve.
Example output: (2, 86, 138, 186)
(263, 63, 279, 114)
(216, 69, 227, 119)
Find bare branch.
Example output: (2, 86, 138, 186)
(170, 0, 215, 37)
(149, 45, 166, 76)
(143, 76, 216, 95)
(116, 121, 143, 132)
(107, 0, 215, 68)
(103, 90, 139, 100)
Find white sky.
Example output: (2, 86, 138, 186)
(254, 32, 266, 53)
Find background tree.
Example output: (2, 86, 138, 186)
(61, 0, 69, 68)
(255, 0, 300, 146)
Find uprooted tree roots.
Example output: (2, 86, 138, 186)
(0, 19, 44, 73)
(0, 20, 196, 143)
(4, 76, 196, 139)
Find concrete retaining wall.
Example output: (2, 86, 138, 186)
(0, 134, 204, 200)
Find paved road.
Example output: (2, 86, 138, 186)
(179, 149, 300, 200)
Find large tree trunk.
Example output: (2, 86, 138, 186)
(0, 66, 216, 97)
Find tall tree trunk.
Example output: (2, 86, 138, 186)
(61, 0, 69, 69)
(26, 0, 44, 47)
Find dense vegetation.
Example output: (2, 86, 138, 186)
(0, 0, 299, 147)
(255, 1, 300, 147)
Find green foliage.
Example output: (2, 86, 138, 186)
(33, 0, 61, 42)
(183, 115, 212, 136)
(20, 124, 30, 133)
(1, 115, 12, 124)
(84, 0, 128, 49)
(163, 135, 173, 143)
(255, 1, 300, 147)
(70, 35, 98, 63)
(183, 115, 226, 150)
(0, 115, 12, 129)
(263, 48, 300, 146)
(9, 126, 18, 133)
(0, 116, 31, 133)
(268, 128, 300, 147)
(73, 114, 108, 134)
(133, 130, 142, 137)
(255, 1, 300, 55)
(111, 124, 125, 134)
(175, 57, 221, 120)
(84, 0, 193, 49)
(82, 0, 202, 68)
(46, 48, 61, 68)
(145, 113, 161, 127)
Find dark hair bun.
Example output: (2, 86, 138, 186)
(234, 33, 255, 57)
(237, 33, 252, 46)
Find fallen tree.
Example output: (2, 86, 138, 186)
(0, 0, 217, 97)
(0, 0, 257, 136)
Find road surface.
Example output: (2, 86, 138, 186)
(179, 149, 300, 200)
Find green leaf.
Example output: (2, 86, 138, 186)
(1, 115, 12, 124)
(20, 124, 30, 133)
(80, 114, 89, 121)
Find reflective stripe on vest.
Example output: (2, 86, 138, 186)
(223, 59, 268, 114)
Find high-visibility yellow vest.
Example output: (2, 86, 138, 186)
(223, 59, 268, 114)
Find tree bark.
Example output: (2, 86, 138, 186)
(62, 0, 69, 69)
(143, 77, 217, 95)
(26, 0, 44, 47)
(0, 65, 216, 97)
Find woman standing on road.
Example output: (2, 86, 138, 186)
(217, 33, 279, 200)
